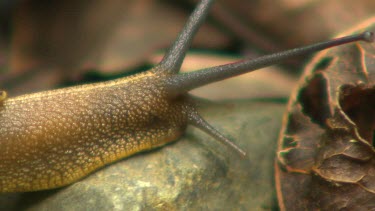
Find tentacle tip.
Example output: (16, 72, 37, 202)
(227, 141, 247, 159)
(238, 150, 247, 159)
(362, 31, 375, 43)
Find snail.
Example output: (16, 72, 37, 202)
(0, 0, 373, 192)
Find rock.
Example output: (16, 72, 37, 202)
(0, 99, 284, 210)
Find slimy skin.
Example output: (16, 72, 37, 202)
(0, 71, 191, 192)
(0, 0, 373, 192)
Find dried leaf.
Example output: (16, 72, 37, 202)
(276, 18, 375, 210)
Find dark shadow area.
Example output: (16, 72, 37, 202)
(298, 73, 331, 126)
(0, 188, 62, 211)
(339, 84, 375, 146)
(312, 57, 333, 73)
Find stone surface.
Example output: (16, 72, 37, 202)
(0, 99, 285, 210)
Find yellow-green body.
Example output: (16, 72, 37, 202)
(0, 71, 190, 192)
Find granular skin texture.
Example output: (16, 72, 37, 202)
(0, 70, 192, 192)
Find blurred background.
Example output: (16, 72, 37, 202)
(0, 0, 374, 99)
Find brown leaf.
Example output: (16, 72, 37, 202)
(276, 17, 375, 210)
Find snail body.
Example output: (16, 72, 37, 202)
(0, 0, 373, 192)
(0, 71, 191, 192)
